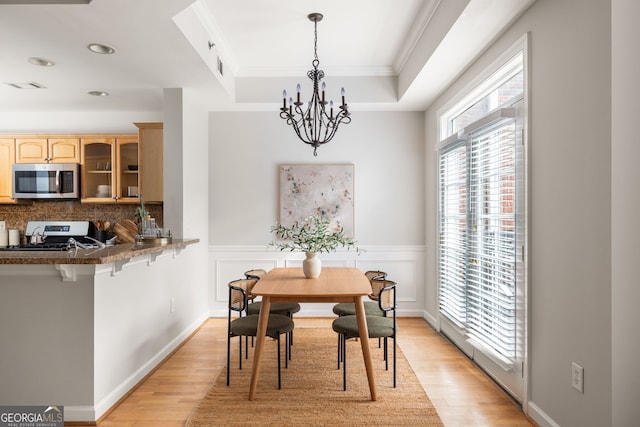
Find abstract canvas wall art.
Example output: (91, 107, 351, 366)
(279, 164, 354, 237)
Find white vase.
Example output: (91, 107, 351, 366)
(303, 252, 321, 278)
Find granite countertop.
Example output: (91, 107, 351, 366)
(0, 238, 199, 265)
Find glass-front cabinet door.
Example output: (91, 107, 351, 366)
(116, 137, 139, 203)
(81, 138, 115, 202)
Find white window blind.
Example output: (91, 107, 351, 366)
(438, 108, 518, 361)
(438, 142, 468, 325)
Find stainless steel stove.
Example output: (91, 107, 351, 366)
(0, 221, 101, 251)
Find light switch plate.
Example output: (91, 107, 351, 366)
(0, 221, 6, 231)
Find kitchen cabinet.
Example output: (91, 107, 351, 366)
(81, 136, 139, 203)
(0, 138, 15, 203)
(0, 127, 162, 205)
(135, 122, 163, 203)
(15, 137, 80, 163)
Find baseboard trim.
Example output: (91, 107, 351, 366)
(63, 311, 209, 423)
(527, 401, 560, 427)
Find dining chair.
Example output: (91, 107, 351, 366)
(332, 270, 387, 316)
(331, 280, 397, 390)
(240, 272, 300, 323)
(243, 273, 301, 355)
(227, 281, 294, 389)
(332, 271, 388, 361)
(365, 270, 388, 301)
(244, 268, 267, 281)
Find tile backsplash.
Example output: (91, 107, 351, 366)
(0, 200, 163, 236)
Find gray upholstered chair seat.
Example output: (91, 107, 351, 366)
(230, 313, 294, 338)
(332, 301, 383, 317)
(247, 301, 301, 316)
(332, 314, 397, 339)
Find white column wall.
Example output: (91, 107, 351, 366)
(611, 0, 640, 425)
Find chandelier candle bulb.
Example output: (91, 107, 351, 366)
(296, 84, 301, 103)
(282, 90, 287, 109)
(341, 87, 346, 107)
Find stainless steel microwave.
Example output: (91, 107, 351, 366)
(12, 163, 80, 199)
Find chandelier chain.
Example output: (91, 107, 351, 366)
(313, 19, 319, 65)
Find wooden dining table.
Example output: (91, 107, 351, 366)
(248, 267, 377, 401)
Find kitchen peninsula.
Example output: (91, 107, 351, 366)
(0, 239, 201, 423)
(0, 238, 197, 265)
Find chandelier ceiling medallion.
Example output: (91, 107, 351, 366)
(280, 13, 351, 156)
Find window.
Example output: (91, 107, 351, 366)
(437, 45, 527, 379)
(440, 51, 524, 140)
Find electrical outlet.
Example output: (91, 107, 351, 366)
(572, 362, 584, 393)
(0, 221, 5, 231)
(170, 298, 176, 313)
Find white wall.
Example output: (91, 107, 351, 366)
(160, 86, 210, 351)
(425, 0, 612, 426)
(209, 111, 425, 246)
(208, 111, 426, 316)
(611, 0, 640, 425)
(92, 246, 207, 421)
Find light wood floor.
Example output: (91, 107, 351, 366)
(83, 317, 536, 427)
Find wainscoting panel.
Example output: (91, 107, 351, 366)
(208, 246, 426, 317)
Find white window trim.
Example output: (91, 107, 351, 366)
(437, 33, 530, 142)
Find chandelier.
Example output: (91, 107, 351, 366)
(280, 13, 351, 156)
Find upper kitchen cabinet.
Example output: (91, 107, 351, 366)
(81, 137, 116, 202)
(15, 137, 80, 163)
(135, 122, 163, 203)
(0, 138, 16, 203)
(116, 137, 140, 203)
(81, 136, 140, 203)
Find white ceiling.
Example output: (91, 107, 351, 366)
(0, 0, 534, 114)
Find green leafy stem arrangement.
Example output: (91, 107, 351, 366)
(135, 194, 149, 224)
(270, 214, 361, 254)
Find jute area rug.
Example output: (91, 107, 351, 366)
(186, 326, 443, 426)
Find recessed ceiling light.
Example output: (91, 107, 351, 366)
(27, 57, 55, 67)
(87, 43, 115, 55)
(88, 91, 109, 97)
